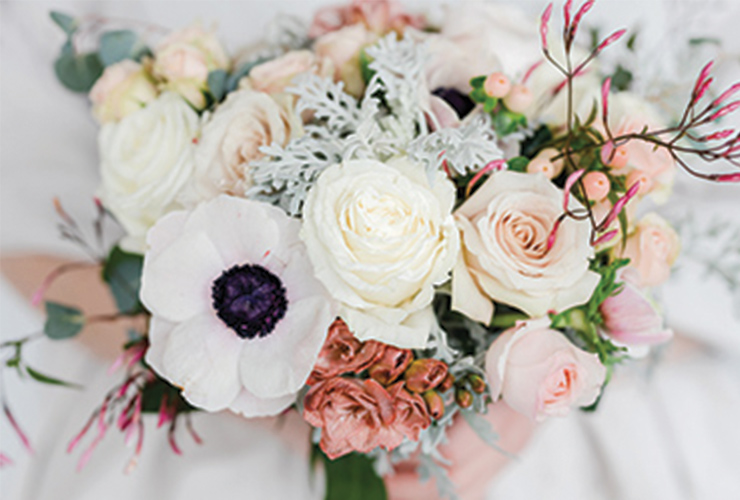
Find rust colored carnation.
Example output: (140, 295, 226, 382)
(403, 359, 449, 393)
(307, 318, 386, 385)
(387, 382, 432, 442)
(367, 346, 414, 385)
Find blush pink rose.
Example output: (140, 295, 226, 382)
(247, 50, 332, 95)
(303, 378, 400, 459)
(309, 0, 424, 38)
(307, 318, 386, 385)
(621, 213, 680, 288)
(599, 272, 673, 346)
(485, 319, 606, 422)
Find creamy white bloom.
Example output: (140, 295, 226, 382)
(89, 60, 158, 123)
(183, 89, 299, 205)
(142, 196, 336, 417)
(301, 157, 459, 348)
(452, 171, 600, 323)
(98, 92, 199, 253)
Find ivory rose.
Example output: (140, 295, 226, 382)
(452, 171, 600, 324)
(485, 319, 606, 421)
(621, 213, 680, 287)
(301, 157, 459, 348)
(183, 89, 299, 204)
(303, 378, 430, 459)
(89, 60, 158, 123)
(98, 92, 199, 253)
(153, 23, 230, 109)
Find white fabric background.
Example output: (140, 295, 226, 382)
(1, 1, 739, 499)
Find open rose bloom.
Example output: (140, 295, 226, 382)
(38, 0, 740, 492)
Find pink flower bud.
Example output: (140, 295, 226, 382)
(582, 171, 611, 201)
(403, 359, 449, 393)
(693, 61, 714, 96)
(695, 77, 713, 102)
(563, 0, 574, 29)
(540, 3, 553, 50)
(570, 0, 595, 41)
(563, 169, 586, 211)
(596, 29, 627, 53)
(368, 346, 414, 385)
(600, 181, 640, 230)
(593, 229, 619, 247)
(503, 84, 534, 113)
(601, 77, 612, 120)
(716, 172, 740, 182)
(713, 83, 740, 107)
(546, 216, 564, 252)
(709, 101, 740, 122)
(484, 72, 512, 98)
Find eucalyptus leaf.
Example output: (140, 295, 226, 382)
(26, 366, 82, 389)
(50, 11, 78, 35)
(506, 156, 529, 173)
(207, 69, 228, 101)
(54, 51, 104, 93)
(99, 30, 139, 66)
(226, 58, 268, 92)
(44, 301, 85, 340)
(321, 452, 388, 500)
(102, 246, 144, 314)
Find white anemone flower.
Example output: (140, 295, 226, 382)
(141, 195, 336, 417)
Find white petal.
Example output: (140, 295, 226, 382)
(451, 251, 494, 325)
(140, 230, 224, 322)
(145, 315, 176, 373)
(161, 313, 243, 411)
(228, 388, 296, 418)
(144, 210, 189, 259)
(239, 296, 332, 398)
(346, 306, 434, 349)
(552, 269, 601, 313)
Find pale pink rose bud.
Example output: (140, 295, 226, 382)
(527, 157, 557, 179)
(535, 148, 564, 177)
(599, 275, 673, 346)
(485, 319, 606, 422)
(621, 213, 680, 287)
(307, 318, 386, 385)
(368, 346, 414, 385)
(403, 359, 448, 393)
(503, 84, 533, 113)
(89, 60, 158, 123)
(484, 72, 512, 98)
(582, 171, 611, 201)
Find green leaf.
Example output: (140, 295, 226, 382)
(102, 246, 144, 314)
(469, 76, 486, 89)
(483, 96, 498, 113)
(99, 30, 139, 66)
(321, 452, 387, 500)
(506, 156, 529, 173)
(689, 37, 721, 46)
(611, 65, 633, 92)
(44, 301, 85, 340)
(139, 377, 196, 413)
(50, 11, 78, 35)
(26, 366, 82, 388)
(207, 69, 228, 102)
(54, 50, 104, 93)
(226, 58, 268, 93)
(359, 49, 376, 85)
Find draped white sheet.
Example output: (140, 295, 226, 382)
(2, 1, 739, 499)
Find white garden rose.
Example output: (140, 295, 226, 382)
(98, 92, 199, 253)
(182, 89, 300, 204)
(301, 157, 460, 348)
(452, 170, 600, 323)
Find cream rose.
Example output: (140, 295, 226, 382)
(485, 319, 606, 421)
(313, 23, 377, 97)
(621, 213, 680, 288)
(183, 89, 299, 204)
(301, 157, 459, 348)
(89, 60, 158, 123)
(153, 23, 230, 109)
(98, 92, 199, 253)
(452, 171, 600, 324)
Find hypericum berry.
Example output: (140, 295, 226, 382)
(484, 72, 512, 98)
(527, 157, 557, 179)
(504, 84, 533, 113)
(582, 171, 611, 201)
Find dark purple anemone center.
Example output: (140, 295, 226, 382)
(211, 264, 288, 339)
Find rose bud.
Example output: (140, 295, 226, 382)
(467, 374, 487, 394)
(438, 373, 455, 392)
(455, 387, 473, 409)
(403, 359, 449, 393)
(423, 390, 445, 420)
(368, 346, 414, 385)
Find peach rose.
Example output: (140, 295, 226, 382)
(313, 24, 377, 97)
(485, 319, 606, 421)
(621, 213, 680, 288)
(599, 271, 673, 346)
(89, 60, 158, 123)
(246, 50, 331, 95)
(307, 318, 386, 385)
(309, 0, 424, 38)
(452, 171, 600, 324)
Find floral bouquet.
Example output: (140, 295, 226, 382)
(3, 0, 739, 498)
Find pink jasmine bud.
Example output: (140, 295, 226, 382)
(186, 415, 203, 445)
(596, 29, 627, 53)
(715, 172, 740, 182)
(546, 216, 564, 252)
(484, 72, 512, 98)
(583, 171, 611, 201)
(695, 77, 714, 102)
(404, 359, 449, 393)
(713, 83, 740, 107)
(592, 229, 619, 247)
(368, 347, 414, 385)
(168, 424, 182, 455)
(503, 84, 533, 113)
(563, 169, 586, 210)
(600, 141, 615, 165)
(564, 0, 574, 29)
(422, 390, 445, 419)
(709, 100, 740, 122)
(693, 61, 714, 96)
(600, 181, 640, 230)
(522, 60, 544, 84)
(466, 159, 506, 196)
(570, 0, 595, 41)
(3, 404, 33, 455)
(601, 77, 612, 121)
(703, 129, 734, 141)
(540, 3, 553, 50)
(157, 395, 171, 429)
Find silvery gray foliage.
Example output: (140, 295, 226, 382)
(408, 112, 505, 179)
(288, 74, 362, 136)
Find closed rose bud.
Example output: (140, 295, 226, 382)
(484, 72, 512, 98)
(468, 374, 487, 394)
(503, 84, 533, 113)
(438, 373, 455, 392)
(423, 390, 445, 420)
(368, 346, 414, 385)
(455, 387, 473, 409)
(403, 359, 449, 393)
